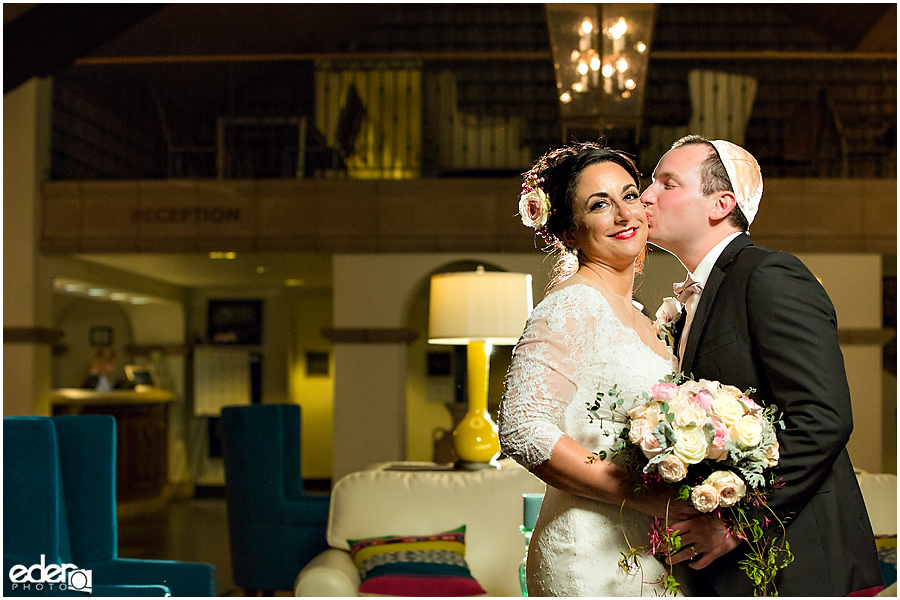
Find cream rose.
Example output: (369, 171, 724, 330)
(763, 440, 780, 467)
(710, 396, 744, 427)
(697, 379, 721, 393)
(628, 402, 663, 426)
(673, 426, 709, 465)
(657, 454, 688, 483)
(673, 403, 708, 428)
(731, 414, 763, 448)
(628, 418, 654, 445)
(691, 483, 720, 513)
(705, 470, 747, 507)
(720, 384, 745, 399)
(518, 188, 551, 228)
(667, 391, 689, 413)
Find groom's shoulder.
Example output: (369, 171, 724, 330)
(732, 243, 818, 283)
(728, 242, 812, 278)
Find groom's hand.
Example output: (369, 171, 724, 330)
(665, 514, 740, 569)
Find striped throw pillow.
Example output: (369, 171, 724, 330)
(348, 525, 486, 596)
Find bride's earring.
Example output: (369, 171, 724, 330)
(572, 248, 579, 257)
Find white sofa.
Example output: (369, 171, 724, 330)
(294, 466, 896, 596)
(294, 459, 546, 596)
(856, 472, 897, 596)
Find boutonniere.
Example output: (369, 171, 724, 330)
(653, 296, 682, 351)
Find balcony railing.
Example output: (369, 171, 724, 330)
(50, 52, 895, 181)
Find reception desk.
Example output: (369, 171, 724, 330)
(51, 388, 175, 501)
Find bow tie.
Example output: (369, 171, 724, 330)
(674, 275, 703, 304)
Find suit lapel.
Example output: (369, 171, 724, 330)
(680, 234, 753, 375)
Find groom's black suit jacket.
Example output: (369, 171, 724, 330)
(673, 234, 883, 596)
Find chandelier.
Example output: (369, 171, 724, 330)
(546, 3, 656, 141)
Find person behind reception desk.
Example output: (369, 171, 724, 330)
(81, 347, 132, 390)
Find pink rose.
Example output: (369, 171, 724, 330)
(640, 434, 663, 459)
(650, 382, 678, 403)
(708, 419, 730, 461)
(741, 396, 763, 412)
(694, 389, 714, 411)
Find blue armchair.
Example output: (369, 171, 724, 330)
(3, 415, 216, 597)
(221, 404, 330, 594)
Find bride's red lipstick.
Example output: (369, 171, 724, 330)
(610, 226, 638, 240)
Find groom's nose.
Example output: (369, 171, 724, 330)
(640, 187, 656, 206)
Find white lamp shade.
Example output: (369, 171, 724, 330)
(428, 268, 533, 345)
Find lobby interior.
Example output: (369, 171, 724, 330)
(4, 4, 897, 596)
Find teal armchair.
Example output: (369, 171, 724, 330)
(221, 404, 330, 594)
(3, 415, 216, 597)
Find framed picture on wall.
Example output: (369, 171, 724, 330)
(207, 300, 263, 345)
(89, 326, 113, 347)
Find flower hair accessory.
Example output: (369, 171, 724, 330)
(518, 176, 551, 231)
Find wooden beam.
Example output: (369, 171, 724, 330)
(3, 327, 64, 345)
(321, 328, 419, 345)
(72, 50, 896, 67)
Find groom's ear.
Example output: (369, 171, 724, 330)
(709, 190, 738, 222)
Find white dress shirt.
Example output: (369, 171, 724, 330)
(678, 232, 743, 368)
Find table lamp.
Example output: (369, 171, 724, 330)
(428, 266, 533, 469)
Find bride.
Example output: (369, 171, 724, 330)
(499, 142, 697, 596)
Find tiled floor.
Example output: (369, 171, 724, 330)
(117, 484, 331, 597)
(117, 497, 242, 596)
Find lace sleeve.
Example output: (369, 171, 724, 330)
(498, 288, 597, 470)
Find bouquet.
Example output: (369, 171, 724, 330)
(588, 374, 794, 596)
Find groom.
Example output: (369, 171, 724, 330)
(641, 135, 883, 596)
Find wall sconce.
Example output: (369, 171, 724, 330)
(546, 3, 657, 142)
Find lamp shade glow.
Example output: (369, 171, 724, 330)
(428, 267, 533, 346)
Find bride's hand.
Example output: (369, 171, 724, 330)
(626, 482, 700, 521)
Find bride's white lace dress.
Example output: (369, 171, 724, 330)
(499, 279, 677, 597)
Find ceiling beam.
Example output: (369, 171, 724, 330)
(3, 4, 165, 94)
(71, 49, 896, 68)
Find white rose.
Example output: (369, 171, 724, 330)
(654, 297, 681, 324)
(763, 440, 780, 467)
(691, 484, 720, 513)
(704, 470, 747, 507)
(628, 419, 654, 445)
(673, 403, 708, 428)
(730, 415, 763, 448)
(710, 396, 744, 427)
(673, 426, 709, 465)
(657, 454, 688, 483)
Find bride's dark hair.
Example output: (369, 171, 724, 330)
(522, 141, 644, 288)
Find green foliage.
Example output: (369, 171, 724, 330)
(730, 505, 794, 596)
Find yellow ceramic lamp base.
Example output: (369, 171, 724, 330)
(453, 341, 501, 467)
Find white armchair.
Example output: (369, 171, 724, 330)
(294, 458, 545, 596)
